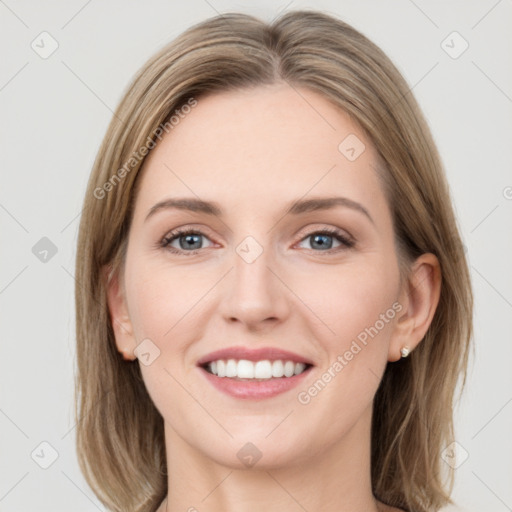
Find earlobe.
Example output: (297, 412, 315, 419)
(388, 253, 442, 362)
(103, 264, 137, 361)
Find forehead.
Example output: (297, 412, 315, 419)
(133, 83, 388, 221)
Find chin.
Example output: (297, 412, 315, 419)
(197, 432, 308, 471)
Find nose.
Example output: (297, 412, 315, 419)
(219, 238, 291, 331)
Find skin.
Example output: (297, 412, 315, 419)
(106, 83, 441, 512)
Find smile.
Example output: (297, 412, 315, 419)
(197, 346, 315, 399)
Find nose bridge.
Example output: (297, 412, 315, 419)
(221, 233, 289, 326)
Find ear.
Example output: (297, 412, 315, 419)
(103, 264, 137, 361)
(388, 253, 442, 362)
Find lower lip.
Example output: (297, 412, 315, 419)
(199, 366, 312, 399)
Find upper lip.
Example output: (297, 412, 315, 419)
(197, 346, 315, 366)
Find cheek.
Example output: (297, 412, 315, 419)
(293, 261, 400, 425)
(124, 255, 207, 342)
(296, 256, 400, 347)
(123, 256, 202, 416)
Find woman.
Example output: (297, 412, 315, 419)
(74, 10, 473, 512)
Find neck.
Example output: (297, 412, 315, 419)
(158, 404, 383, 512)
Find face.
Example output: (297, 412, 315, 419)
(116, 83, 406, 469)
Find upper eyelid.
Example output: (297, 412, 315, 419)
(162, 224, 352, 238)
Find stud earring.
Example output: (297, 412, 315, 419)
(400, 346, 410, 358)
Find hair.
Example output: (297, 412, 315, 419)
(74, 9, 473, 512)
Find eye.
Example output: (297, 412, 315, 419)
(160, 228, 214, 254)
(159, 226, 355, 256)
(296, 228, 355, 253)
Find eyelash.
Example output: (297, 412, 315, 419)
(159, 227, 355, 256)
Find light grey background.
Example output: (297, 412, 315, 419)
(1, 1, 511, 511)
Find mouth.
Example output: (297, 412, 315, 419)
(196, 346, 314, 399)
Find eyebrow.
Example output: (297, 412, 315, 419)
(145, 196, 374, 225)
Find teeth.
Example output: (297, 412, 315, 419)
(255, 360, 272, 379)
(206, 359, 308, 379)
(217, 360, 226, 377)
(271, 360, 283, 378)
(237, 360, 254, 379)
(284, 361, 295, 377)
(294, 362, 306, 375)
(226, 359, 237, 377)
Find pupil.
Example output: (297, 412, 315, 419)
(181, 234, 201, 250)
(312, 234, 332, 250)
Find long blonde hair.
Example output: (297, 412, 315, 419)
(74, 10, 473, 512)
